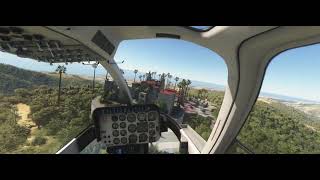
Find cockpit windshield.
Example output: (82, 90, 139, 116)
(0, 28, 227, 154)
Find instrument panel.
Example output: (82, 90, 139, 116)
(92, 104, 161, 148)
(0, 26, 102, 64)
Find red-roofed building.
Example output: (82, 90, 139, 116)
(160, 89, 177, 95)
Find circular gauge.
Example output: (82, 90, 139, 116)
(127, 113, 136, 122)
(149, 122, 155, 129)
(149, 130, 156, 136)
(121, 137, 128, 144)
(148, 111, 157, 121)
(111, 115, 118, 122)
(112, 123, 118, 129)
(129, 134, 138, 144)
(128, 124, 137, 133)
(139, 133, 148, 142)
(120, 122, 126, 129)
(112, 130, 119, 137)
(113, 138, 120, 145)
(137, 113, 146, 121)
(120, 129, 127, 136)
(119, 114, 126, 121)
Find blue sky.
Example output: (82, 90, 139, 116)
(114, 39, 227, 85)
(0, 39, 320, 102)
(261, 44, 320, 102)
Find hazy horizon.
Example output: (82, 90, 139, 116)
(1, 38, 320, 102)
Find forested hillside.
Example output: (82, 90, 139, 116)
(1, 63, 320, 154)
(188, 89, 320, 154)
(0, 63, 92, 95)
(0, 64, 103, 153)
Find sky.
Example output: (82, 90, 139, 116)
(1, 38, 320, 102)
(261, 44, 320, 102)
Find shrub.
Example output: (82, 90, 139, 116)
(32, 136, 47, 146)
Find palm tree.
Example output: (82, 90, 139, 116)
(92, 63, 98, 93)
(142, 74, 146, 81)
(181, 79, 187, 87)
(185, 79, 191, 97)
(139, 75, 142, 82)
(151, 72, 155, 79)
(174, 77, 179, 90)
(82, 62, 99, 93)
(177, 80, 187, 106)
(55, 65, 66, 105)
(166, 73, 172, 88)
(168, 74, 172, 85)
(133, 69, 138, 82)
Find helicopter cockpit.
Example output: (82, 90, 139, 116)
(2, 26, 320, 154)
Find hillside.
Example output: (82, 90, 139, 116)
(0, 63, 93, 95)
(188, 89, 320, 154)
(0, 64, 105, 153)
(1, 63, 320, 154)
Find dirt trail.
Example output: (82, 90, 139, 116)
(304, 124, 318, 132)
(16, 103, 38, 142)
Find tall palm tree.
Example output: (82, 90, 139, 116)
(166, 73, 172, 88)
(181, 79, 187, 98)
(142, 74, 146, 81)
(177, 82, 183, 106)
(55, 65, 66, 105)
(133, 69, 138, 82)
(139, 75, 142, 82)
(83, 61, 99, 93)
(91, 62, 99, 93)
(177, 80, 187, 106)
(168, 74, 172, 85)
(185, 79, 191, 97)
(174, 77, 179, 90)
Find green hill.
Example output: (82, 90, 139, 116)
(0, 63, 93, 95)
(0, 63, 104, 153)
(188, 89, 320, 154)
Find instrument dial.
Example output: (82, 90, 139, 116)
(137, 113, 146, 121)
(148, 111, 157, 121)
(128, 124, 137, 133)
(113, 138, 120, 145)
(120, 122, 126, 129)
(139, 133, 148, 142)
(111, 115, 118, 122)
(127, 113, 136, 122)
(112, 130, 119, 137)
(119, 114, 126, 121)
(112, 123, 118, 129)
(120, 129, 127, 136)
(121, 137, 128, 144)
